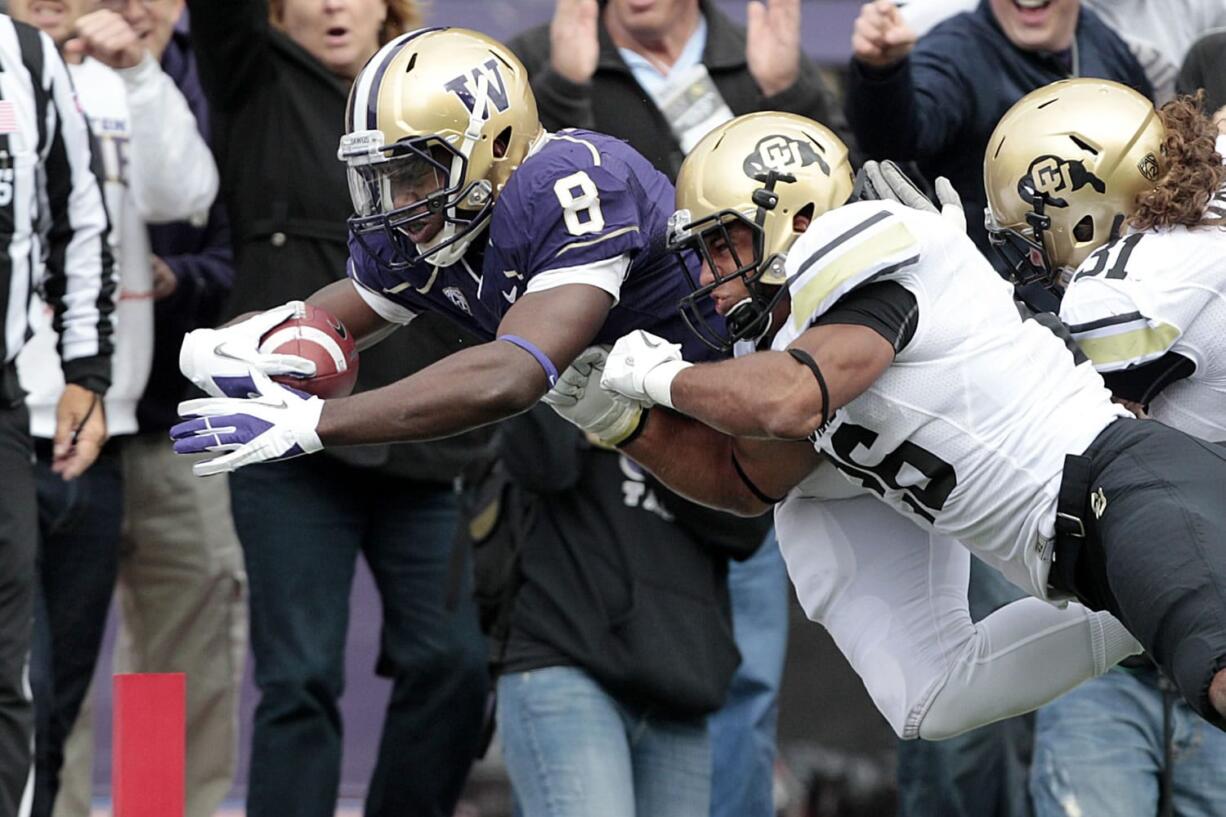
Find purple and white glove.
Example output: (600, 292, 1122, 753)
(179, 301, 317, 398)
(170, 369, 324, 476)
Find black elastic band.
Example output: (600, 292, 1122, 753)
(787, 348, 830, 428)
(614, 407, 651, 449)
(732, 449, 785, 505)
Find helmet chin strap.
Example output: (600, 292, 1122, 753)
(416, 71, 494, 267)
(726, 298, 773, 346)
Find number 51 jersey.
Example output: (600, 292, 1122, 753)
(771, 200, 1129, 600)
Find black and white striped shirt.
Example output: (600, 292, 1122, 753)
(0, 16, 113, 392)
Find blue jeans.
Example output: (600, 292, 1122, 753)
(897, 558, 1033, 817)
(231, 456, 488, 817)
(709, 529, 788, 817)
(498, 666, 710, 817)
(29, 440, 123, 817)
(1031, 665, 1226, 817)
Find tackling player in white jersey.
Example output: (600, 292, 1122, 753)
(547, 112, 1143, 740)
(563, 106, 1226, 732)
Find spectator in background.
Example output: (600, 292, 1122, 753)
(49, 17, 241, 817)
(8, 1, 219, 815)
(510, 0, 850, 181)
(476, 402, 763, 817)
(509, 3, 835, 813)
(46, 5, 245, 817)
(889, 0, 1226, 103)
(1179, 31, 1226, 119)
(186, 2, 491, 816)
(845, 0, 1150, 276)
(0, 13, 113, 814)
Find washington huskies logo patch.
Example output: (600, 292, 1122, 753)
(442, 286, 472, 315)
(445, 59, 510, 120)
(743, 135, 829, 180)
(1020, 155, 1106, 207)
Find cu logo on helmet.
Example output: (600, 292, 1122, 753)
(1024, 155, 1106, 206)
(743, 135, 829, 179)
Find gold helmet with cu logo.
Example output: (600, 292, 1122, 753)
(670, 111, 854, 351)
(984, 78, 1164, 288)
(339, 27, 543, 269)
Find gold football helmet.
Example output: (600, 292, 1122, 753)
(984, 78, 1164, 288)
(339, 27, 543, 268)
(670, 112, 854, 351)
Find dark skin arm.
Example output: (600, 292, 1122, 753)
(307, 279, 399, 351)
(614, 321, 895, 513)
(314, 283, 613, 445)
(622, 410, 821, 517)
(668, 323, 896, 440)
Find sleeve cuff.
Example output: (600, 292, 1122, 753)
(62, 356, 111, 396)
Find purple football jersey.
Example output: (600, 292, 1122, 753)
(346, 129, 724, 362)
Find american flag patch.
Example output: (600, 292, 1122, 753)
(0, 101, 16, 134)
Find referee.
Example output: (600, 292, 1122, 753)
(0, 14, 113, 816)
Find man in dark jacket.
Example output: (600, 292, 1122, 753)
(510, 0, 851, 181)
(846, 0, 1151, 271)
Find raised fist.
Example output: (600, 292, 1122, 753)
(851, 0, 917, 70)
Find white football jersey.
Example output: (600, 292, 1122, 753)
(1060, 215, 1226, 443)
(771, 201, 1128, 599)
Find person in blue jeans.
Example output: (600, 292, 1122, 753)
(484, 403, 767, 817)
(1030, 661, 1226, 817)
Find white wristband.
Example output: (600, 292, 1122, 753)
(643, 360, 693, 409)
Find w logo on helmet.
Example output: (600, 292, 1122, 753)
(444, 60, 511, 120)
(743, 135, 829, 179)
(1021, 155, 1106, 207)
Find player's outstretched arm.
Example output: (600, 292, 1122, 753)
(315, 283, 613, 446)
(604, 323, 895, 440)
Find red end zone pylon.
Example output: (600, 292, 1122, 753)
(113, 673, 185, 817)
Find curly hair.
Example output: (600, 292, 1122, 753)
(267, 0, 426, 46)
(1131, 92, 1226, 232)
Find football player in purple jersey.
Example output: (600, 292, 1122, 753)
(171, 26, 851, 474)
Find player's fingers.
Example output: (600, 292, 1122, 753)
(258, 353, 317, 377)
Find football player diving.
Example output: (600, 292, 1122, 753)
(172, 26, 723, 470)
(548, 111, 1143, 741)
(567, 106, 1226, 731)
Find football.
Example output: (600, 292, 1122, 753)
(257, 303, 359, 399)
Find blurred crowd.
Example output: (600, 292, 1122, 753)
(0, 1, 1222, 817)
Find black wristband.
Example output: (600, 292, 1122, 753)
(732, 449, 785, 505)
(614, 407, 651, 449)
(786, 348, 830, 428)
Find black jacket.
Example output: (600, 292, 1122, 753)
(187, 0, 488, 480)
(495, 406, 768, 716)
(1178, 31, 1226, 114)
(509, 0, 851, 181)
(846, 0, 1151, 260)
